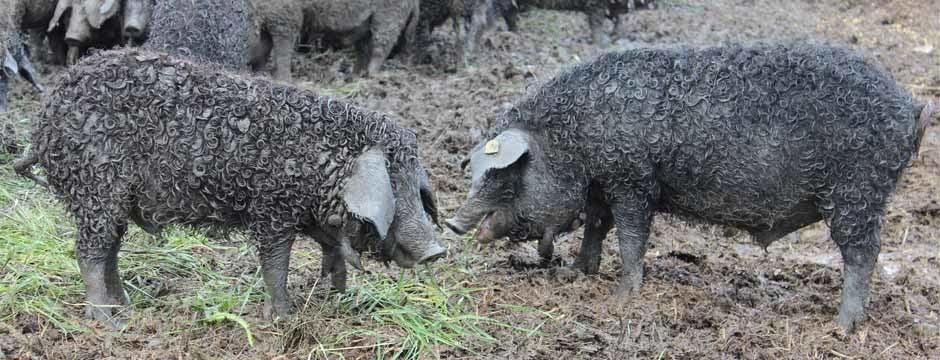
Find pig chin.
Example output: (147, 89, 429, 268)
(472, 210, 542, 243)
(474, 210, 583, 243)
(472, 211, 515, 242)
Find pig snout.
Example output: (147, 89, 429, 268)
(417, 242, 447, 264)
(65, 24, 91, 47)
(445, 202, 491, 235)
(124, 23, 144, 38)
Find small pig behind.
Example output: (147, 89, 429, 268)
(446, 41, 932, 333)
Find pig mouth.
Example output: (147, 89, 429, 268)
(474, 211, 584, 244)
(473, 213, 499, 242)
(473, 212, 539, 243)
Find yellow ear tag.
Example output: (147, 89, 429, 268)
(484, 139, 500, 154)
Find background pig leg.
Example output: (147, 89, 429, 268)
(271, 33, 296, 82)
(74, 202, 129, 329)
(611, 190, 654, 295)
(253, 227, 295, 320)
(830, 202, 882, 333)
(572, 192, 613, 275)
(586, 8, 610, 45)
(364, 14, 406, 76)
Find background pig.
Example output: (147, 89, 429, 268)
(446, 41, 932, 333)
(48, 0, 124, 64)
(15, 48, 446, 328)
(511, 0, 657, 45)
(300, 0, 421, 76)
(141, 0, 252, 71)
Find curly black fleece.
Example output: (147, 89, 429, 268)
(143, 0, 251, 70)
(25, 48, 423, 259)
(492, 41, 923, 247)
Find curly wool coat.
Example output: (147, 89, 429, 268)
(27, 48, 425, 259)
(491, 41, 924, 248)
(143, 0, 253, 71)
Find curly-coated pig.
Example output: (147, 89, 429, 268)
(446, 41, 932, 333)
(118, 0, 298, 80)
(139, 0, 252, 71)
(6, 0, 68, 65)
(15, 48, 446, 328)
(300, 0, 421, 76)
(415, 0, 516, 62)
(513, 0, 656, 45)
(48, 0, 125, 64)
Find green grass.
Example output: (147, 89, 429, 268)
(1, 142, 544, 357)
(0, 159, 266, 335)
(287, 262, 536, 360)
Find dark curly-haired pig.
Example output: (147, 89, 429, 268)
(512, 0, 656, 45)
(48, 0, 125, 64)
(15, 48, 446, 328)
(300, 0, 421, 76)
(415, 0, 517, 62)
(446, 41, 933, 333)
(131, 0, 252, 71)
(122, 0, 302, 80)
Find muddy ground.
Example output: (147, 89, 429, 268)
(2, 0, 940, 358)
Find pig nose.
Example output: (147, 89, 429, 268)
(444, 218, 468, 235)
(124, 25, 142, 37)
(417, 243, 447, 264)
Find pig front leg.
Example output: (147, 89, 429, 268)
(830, 205, 882, 333)
(254, 230, 295, 321)
(572, 193, 613, 275)
(586, 8, 611, 46)
(319, 243, 348, 293)
(610, 190, 654, 295)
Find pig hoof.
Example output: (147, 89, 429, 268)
(552, 267, 582, 283)
(570, 260, 600, 275)
(262, 300, 294, 322)
(836, 310, 866, 334)
(85, 305, 125, 330)
(613, 277, 642, 296)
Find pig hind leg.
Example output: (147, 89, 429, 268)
(610, 189, 654, 295)
(73, 198, 131, 328)
(364, 10, 409, 75)
(827, 191, 885, 333)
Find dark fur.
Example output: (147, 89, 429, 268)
(455, 41, 928, 332)
(143, 0, 252, 70)
(515, 0, 656, 43)
(415, 0, 517, 61)
(15, 48, 440, 325)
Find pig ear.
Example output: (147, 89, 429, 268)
(49, 0, 72, 31)
(86, 0, 120, 29)
(469, 128, 530, 183)
(418, 169, 440, 226)
(3, 47, 43, 94)
(2, 50, 18, 77)
(343, 147, 396, 240)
